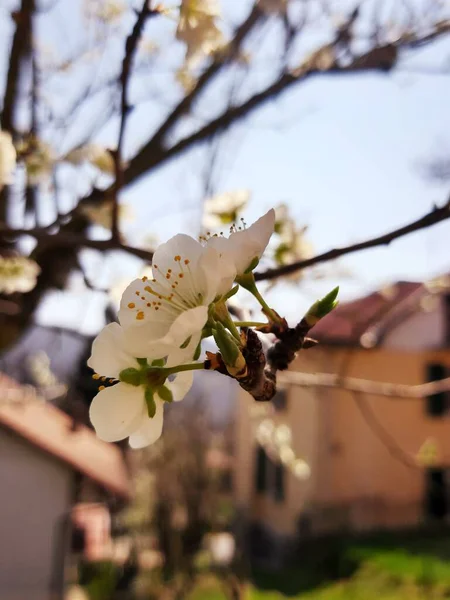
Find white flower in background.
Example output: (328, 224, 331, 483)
(0, 256, 40, 294)
(177, 0, 224, 64)
(119, 233, 235, 360)
(65, 144, 115, 175)
(292, 459, 311, 480)
(0, 130, 16, 189)
(203, 189, 250, 229)
(84, 0, 126, 23)
(80, 200, 133, 230)
(258, 0, 287, 14)
(88, 322, 193, 448)
(273, 203, 314, 283)
(206, 208, 275, 276)
(23, 138, 54, 185)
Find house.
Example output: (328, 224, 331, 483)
(0, 373, 131, 600)
(234, 276, 450, 555)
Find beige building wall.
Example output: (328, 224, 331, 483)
(0, 426, 73, 600)
(235, 345, 450, 538)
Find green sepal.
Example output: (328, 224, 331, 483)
(180, 335, 192, 349)
(213, 322, 240, 367)
(193, 342, 202, 361)
(119, 368, 141, 386)
(158, 385, 173, 403)
(136, 358, 148, 367)
(145, 387, 156, 418)
(244, 256, 259, 274)
(151, 358, 165, 367)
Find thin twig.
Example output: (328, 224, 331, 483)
(352, 392, 419, 469)
(112, 0, 154, 241)
(255, 197, 450, 281)
(279, 371, 450, 399)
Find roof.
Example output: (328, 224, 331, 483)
(311, 275, 450, 348)
(0, 373, 131, 501)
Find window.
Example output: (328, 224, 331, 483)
(426, 363, 448, 417)
(254, 447, 286, 503)
(273, 389, 287, 412)
(425, 468, 448, 520)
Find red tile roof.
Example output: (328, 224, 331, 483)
(311, 280, 429, 347)
(0, 373, 131, 500)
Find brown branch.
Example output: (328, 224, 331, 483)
(278, 371, 450, 399)
(112, 0, 154, 241)
(124, 4, 263, 187)
(254, 196, 450, 281)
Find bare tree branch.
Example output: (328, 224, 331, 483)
(112, 0, 154, 241)
(279, 371, 450, 399)
(254, 196, 450, 281)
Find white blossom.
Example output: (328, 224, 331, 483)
(80, 200, 133, 230)
(177, 0, 224, 64)
(119, 233, 235, 361)
(88, 322, 193, 448)
(203, 189, 250, 229)
(0, 256, 40, 294)
(65, 144, 115, 175)
(206, 208, 275, 276)
(0, 130, 16, 189)
(23, 138, 54, 185)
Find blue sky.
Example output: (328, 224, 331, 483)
(8, 0, 448, 332)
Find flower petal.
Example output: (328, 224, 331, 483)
(89, 383, 146, 443)
(87, 323, 137, 378)
(165, 331, 202, 367)
(123, 306, 208, 360)
(128, 399, 164, 448)
(152, 233, 204, 284)
(205, 236, 236, 296)
(167, 371, 193, 402)
(229, 209, 275, 274)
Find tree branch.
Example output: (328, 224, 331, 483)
(254, 196, 450, 281)
(279, 371, 450, 399)
(112, 0, 154, 241)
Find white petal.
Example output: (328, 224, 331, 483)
(123, 306, 208, 360)
(119, 278, 174, 335)
(152, 233, 204, 285)
(87, 323, 137, 378)
(165, 331, 202, 367)
(205, 237, 236, 296)
(229, 209, 275, 274)
(167, 371, 193, 402)
(89, 383, 146, 443)
(129, 399, 164, 448)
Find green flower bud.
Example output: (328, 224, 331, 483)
(305, 286, 339, 325)
(119, 368, 141, 386)
(193, 342, 202, 361)
(145, 387, 156, 418)
(213, 322, 246, 376)
(180, 335, 192, 349)
(136, 358, 148, 367)
(158, 385, 173, 403)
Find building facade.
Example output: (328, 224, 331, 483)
(234, 278, 450, 549)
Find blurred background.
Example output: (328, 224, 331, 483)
(1, 0, 450, 598)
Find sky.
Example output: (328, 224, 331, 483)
(2, 0, 449, 333)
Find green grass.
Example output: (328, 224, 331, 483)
(187, 532, 450, 600)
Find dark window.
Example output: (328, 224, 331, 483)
(273, 389, 287, 412)
(274, 463, 285, 503)
(426, 363, 448, 417)
(255, 447, 268, 493)
(425, 468, 448, 520)
(445, 295, 450, 346)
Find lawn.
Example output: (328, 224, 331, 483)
(187, 531, 450, 600)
